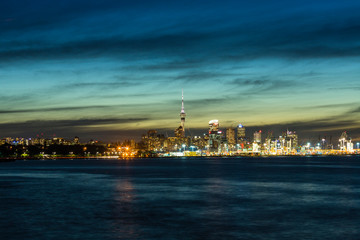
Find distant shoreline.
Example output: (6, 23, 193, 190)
(1, 154, 359, 162)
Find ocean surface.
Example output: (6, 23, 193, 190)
(1, 156, 360, 240)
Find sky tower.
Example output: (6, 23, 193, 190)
(180, 90, 186, 130)
(175, 90, 186, 138)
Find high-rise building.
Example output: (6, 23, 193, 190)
(209, 120, 219, 134)
(237, 124, 246, 142)
(254, 130, 262, 143)
(208, 120, 220, 152)
(175, 90, 186, 138)
(285, 130, 298, 152)
(226, 128, 236, 145)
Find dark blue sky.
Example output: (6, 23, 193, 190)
(1, 0, 360, 141)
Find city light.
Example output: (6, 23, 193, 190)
(0, 92, 358, 158)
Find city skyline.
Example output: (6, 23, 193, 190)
(1, 0, 360, 141)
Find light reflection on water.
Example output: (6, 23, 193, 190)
(0, 157, 360, 240)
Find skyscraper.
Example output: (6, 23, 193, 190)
(209, 120, 219, 134)
(237, 124, 246, 142)
(237, 124, 246, 149)
(254, 130, 262, 143)
(226, 128, 236, 145)
(285, 130, 298, 151)
(208, 120, 220, 152)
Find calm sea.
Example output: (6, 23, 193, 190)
(1, 156, 360, 240)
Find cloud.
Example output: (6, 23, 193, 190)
(0, 117, 151, 141)
(93, 92, 160, 99)
(230, 79, 268, 86)
(2, 1, 360, 141)
(228, 77, 298, 94)
(63, 81, 141, 90)
(0, 0, 149, 32)
(139, 59, 203, 71)
(0, 118, 149, 127)
(0, 32, 210, 63)
(0, 102, 159, 114)
(260, 119, 358, 133)
(0, 105, 114, 114)
(0, 93, 44, 107)
(186, 98, 229, 107)
(328, 87, 360, 91)
(174, 71, 237, 82)
(2, 8, 360, 66)
(347, 106, 360, 113)
(296, 103, 357, 110)
(0, 117, 149, 137)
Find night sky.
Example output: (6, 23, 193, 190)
(1, 0, 360, 142)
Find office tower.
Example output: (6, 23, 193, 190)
(226, 128, 236, 145)
(208, 120, 220, 152)
(254, 130, 262, 143)
(286, 130, 298, 151)
(237, 124, 246, 142)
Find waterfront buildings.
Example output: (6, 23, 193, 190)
(253, 131, 262, 143)
(339, 131, 354, 152)
(226, 128, 236, 145)
(237, 124, 246, 149)
(208, 120, 221, 153)
(1, 91, 359, 157)
(1, 128, 359, 157)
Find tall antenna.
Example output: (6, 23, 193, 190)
(181, 89, 185, 114)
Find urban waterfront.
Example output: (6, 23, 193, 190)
(1, 156, 360, 240)
(2, 92, 359, 159)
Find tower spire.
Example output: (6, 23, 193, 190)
(181, 89, 185, 113)
(179, 89, 186, 137)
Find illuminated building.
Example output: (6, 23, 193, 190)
(208, 120, 221, 152)
(191, 136, 208, 150)
(251, 130, 262, 153)
(226, 128, 236, 145)
(320, 137, 327, 150)
(209, 120, 219, 132)
(174, 127, 183, 138)
(284, 130, 298, 153)
(264, 131, 278, 155)
(6, 137, 13, 144)
(237, 124, 246, 149)
(252, 142, 260, 153)
(254, 130, 262, 143)
(339, 131, 353, 152)
(175, 90, 186, 138)
(142, 130, 162, 151)
(237, 124, 245, 141)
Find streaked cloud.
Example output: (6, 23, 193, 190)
(1, 0, 360, 140)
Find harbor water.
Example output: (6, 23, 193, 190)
(1, 156, 360, 239)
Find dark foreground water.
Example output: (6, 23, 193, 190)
(1, 156, 360, 240)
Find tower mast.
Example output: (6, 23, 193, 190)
(180, 89, 186, 137)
